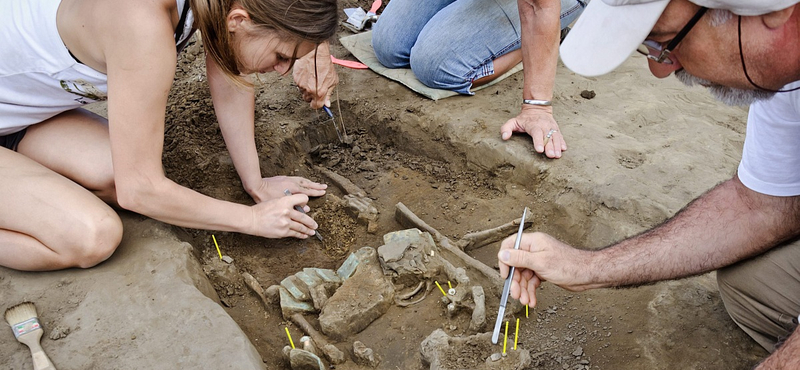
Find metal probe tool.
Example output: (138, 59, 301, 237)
(491, 207, 528, 344)
(322, 106, 343, 143)
(284, 189, 324, 242)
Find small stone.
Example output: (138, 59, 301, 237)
(49, 326, 70, 340)
(489, 353, 502, 362)
(300, 336, 318, 356)
(353, 341, 380, 367)
(294, 271, 322, 289)
(307, 268, 340, 284)
(265, 285, 281, 305)
(289, 348, 324, 370)
(221, 255, 234, 264)
(572, 346, 584, 356)
(336, 252, 360, 280)
(580, 90, 596, 99)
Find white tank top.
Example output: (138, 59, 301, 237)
(0, 0, 195, 135)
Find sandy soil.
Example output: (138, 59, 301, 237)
(147, 2, 770, 369)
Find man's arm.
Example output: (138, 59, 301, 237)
(755, 326, 800, 369)
(499, 174, 800, 304)
(590, 175, 800, 288)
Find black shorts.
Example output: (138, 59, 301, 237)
(0, 128, 27, 151)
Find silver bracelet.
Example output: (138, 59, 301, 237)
(522, 99, 552, 106)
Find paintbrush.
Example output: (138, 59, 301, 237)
(5, 302, 56, 370)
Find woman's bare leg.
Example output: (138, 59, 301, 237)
(0, 148, 122, 270)
(1, 108, 122, 271)
(18, 109, 117, 203)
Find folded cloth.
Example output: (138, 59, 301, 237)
(339, 31, 523, 101)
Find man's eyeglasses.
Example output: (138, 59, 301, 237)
(636, 7, 708, 64)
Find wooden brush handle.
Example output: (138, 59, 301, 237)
(19, 331, 56, 370)
(30, 345, 56, 370)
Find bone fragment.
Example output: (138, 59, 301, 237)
(393, 202, 443, 241)
(395, 281, 431, 307)
(458, 216, 532, 252)
(242, 272, 273, 309)
(396, 281, 426, 301)
(395, 202, 503, 288)
(314, 166, 366, 196)
(290, 313, 346, 364)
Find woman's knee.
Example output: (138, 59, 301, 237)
(68, 210, 123, 269)
(409, 45, 469, 92)
(371, 23, 411, 68)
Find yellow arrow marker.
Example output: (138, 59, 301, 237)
(212, 235, 222, 260)
(285, 327, 295, 349)
(434, 281, 447, 296)
(503, 321, 509, 354)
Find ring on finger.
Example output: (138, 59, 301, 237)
(545, 129, 558, 139)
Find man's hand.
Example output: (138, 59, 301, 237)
(500, 105, 566, 158)
(498, 232, 594, 307)
(293, 42, 338, 109)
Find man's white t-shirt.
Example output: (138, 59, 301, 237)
(738, 81, 800, 196)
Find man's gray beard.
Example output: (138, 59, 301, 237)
(674, 69, 775, 106)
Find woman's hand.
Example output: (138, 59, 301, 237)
(246, 175, 327, 204)
(500, 105, 567, 158)
(249, 194, 318, 239)
(293, 42, 338, 109)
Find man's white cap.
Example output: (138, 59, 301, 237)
(560, 0, 799, 77)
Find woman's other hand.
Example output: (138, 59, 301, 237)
(293, 41, 338, 109)
(249, 194, 318, 239)
(500, 105, 566, 158)
(246, 175, 327, 204)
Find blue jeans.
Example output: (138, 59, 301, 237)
(372, 0, 586, 94)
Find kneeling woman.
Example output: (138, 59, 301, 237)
(0, 0, 338, 271)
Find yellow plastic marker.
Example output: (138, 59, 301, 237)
(447, 281, 453, 290)
(514, 318, 520, 350)
(503, 321, 509, 354)
(212, 235, 222, 260)
(285, 327, 295, 349)
(434, 281, 447, 296)
(526, 305, 529, 318)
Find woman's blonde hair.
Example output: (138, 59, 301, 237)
(191, 0, 338, 78)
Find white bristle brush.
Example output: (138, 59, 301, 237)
(5, 302, 56, 370)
